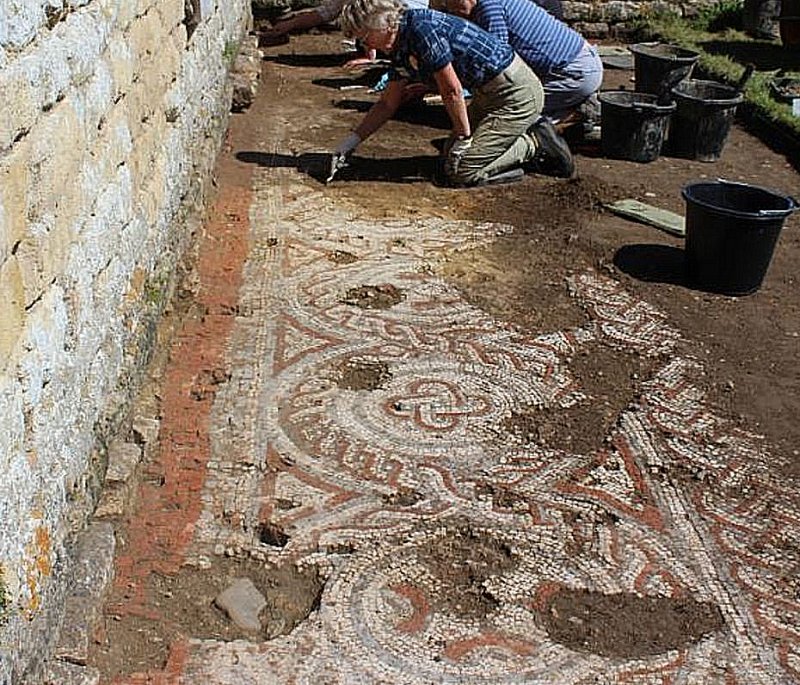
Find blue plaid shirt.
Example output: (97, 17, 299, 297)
(388, 9, 514, 91)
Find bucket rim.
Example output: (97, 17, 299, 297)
(628, 41, 700, 61)
(671, 79, 744, 105)
(598, 90, 677, 112)
(682, 179, 799, 220)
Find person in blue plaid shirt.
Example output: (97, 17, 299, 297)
(441, 0, 603, 123)
(329, 0, 574, 186)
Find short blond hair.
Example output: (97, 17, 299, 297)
(340, 0, 405, 37)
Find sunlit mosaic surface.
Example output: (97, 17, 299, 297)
(179, 170, 800, 684)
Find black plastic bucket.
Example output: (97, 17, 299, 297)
(669, 80, 744, 162)
(682, 180, 798, 295)
(629, 43, 700, 95)
(598, 91, 676, 162)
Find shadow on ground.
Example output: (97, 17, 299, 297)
(699, 39, 799, 71)
(264, 52, 352, 68)
(236, 150, 439, 184)
(613, 243, 691, 287)
(334, 98, 452, 129)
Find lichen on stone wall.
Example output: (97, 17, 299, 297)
(0, 563, 9, 626)
(23, 524, 52, 619)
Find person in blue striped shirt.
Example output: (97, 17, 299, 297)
(329, 0, 574, 186)
(442, 0, 603, 123)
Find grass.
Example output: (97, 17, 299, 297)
(633, 7, 800, 141)
(223, 39, 240, 66)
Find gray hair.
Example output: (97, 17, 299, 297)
(340, 0, 405, 37)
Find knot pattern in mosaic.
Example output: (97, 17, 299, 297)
(182, 173, 800, 684)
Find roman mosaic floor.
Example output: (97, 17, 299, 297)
(112, 165, 800, 684)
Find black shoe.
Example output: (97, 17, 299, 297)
(528, 118, 575, 178)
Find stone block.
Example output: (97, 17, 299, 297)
(93, 484, 130, 519)
(0, 377, 25, 469)
(0, 142, 30, 257)
(574, 21, 611, 37)
(132, 415, 160, 454)
(0, 62, 39, 153)
(60, 10, 111, 87)
(0, 257, 25, 363)
(157, 0, 187, 28)
(41, 660, 100, 685)
(105, 440, 142, 485)
(53, 522, 116, 664)
(0, 2, 43, 51)
(17, 288, 68, 410)
(200, 0, 216, 20)
(106, 34, 134, 98)
(26, 107, 85, 276)
(77, 61, 115, 145)
(128, 7, 163, 63)
(214, 578, 267, 632)
(602, 0, 638, 22)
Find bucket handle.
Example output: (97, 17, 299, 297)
(736, 64, 755, 93)
(715, 178, 799, 216)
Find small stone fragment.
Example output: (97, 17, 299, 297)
(214, 577, 267, 632)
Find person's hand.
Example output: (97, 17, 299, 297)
(343, 56, 376, 70)
(443, 134, 472, 177)
(326, 132, 362, 183)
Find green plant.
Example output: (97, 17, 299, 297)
(223, 39, 239, 65)
(691, 0, 743, 32)
(639, 15, 800, 138)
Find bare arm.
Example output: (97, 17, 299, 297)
(267, 9, 325, 36)
(352, 79, 407, 142)
(433, 64, 470, 138)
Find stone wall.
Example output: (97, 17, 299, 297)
(563, 0, 708, 38)
(0, 1, 252, 681)
(251, 0, 714, 37)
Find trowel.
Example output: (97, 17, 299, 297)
(324, 152, 348, 184)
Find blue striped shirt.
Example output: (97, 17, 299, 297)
(471, 0, 584, 74)
(389, 9, 514, 90)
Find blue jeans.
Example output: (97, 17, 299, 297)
(542, 42, 604, 120)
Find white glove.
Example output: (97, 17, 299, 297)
(335, 131, 361, 156)
(444, 135, 472, 178)
(326, 132, 362, 183)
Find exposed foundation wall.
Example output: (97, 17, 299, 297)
(0, 1, 252, 681)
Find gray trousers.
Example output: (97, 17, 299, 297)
(449, 55, 544, 186)
(542, 42, 604, 120)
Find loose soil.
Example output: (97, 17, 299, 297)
(536, 587, 725, 658)
(335, 358, 393, 390)
(500, 341, 656, 454)
(341, 283, 405, 309)
(93, 556, 322, 680)
(93, 27, 800, 678)
(415, 526, 517, 618)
